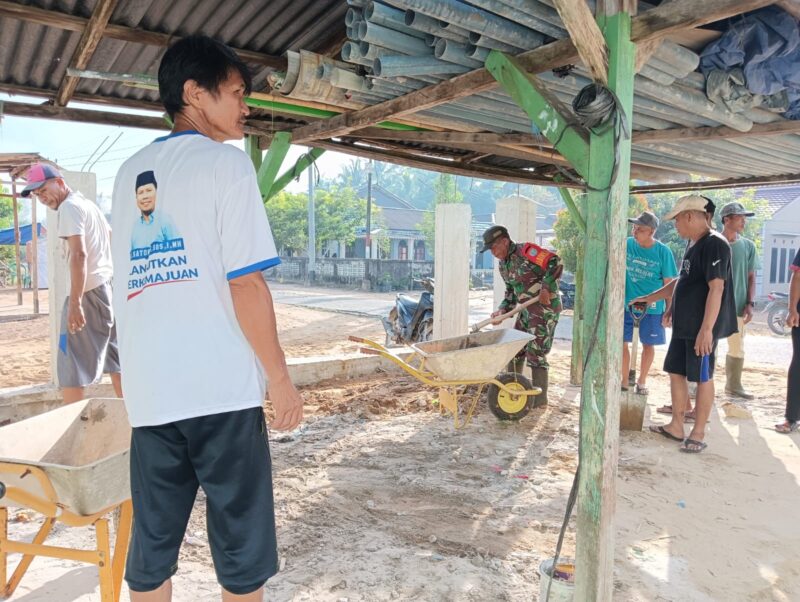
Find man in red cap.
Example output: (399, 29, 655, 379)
(21, 163, 122, 403)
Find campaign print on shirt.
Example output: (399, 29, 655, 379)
(127, 170, 198, 299)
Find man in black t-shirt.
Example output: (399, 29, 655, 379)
(632, 195, 737, 454)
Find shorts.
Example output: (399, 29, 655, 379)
(663, 338, 718, 383)
(623, 311, 666, 345)
(125, 406, 279, 595)
(57, 282, 120, 387)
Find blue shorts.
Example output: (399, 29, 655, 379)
(623, 312, 666, 345)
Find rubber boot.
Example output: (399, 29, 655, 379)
(725, 355, 754, 399)
(507, 357, 525, 375)
(531, 367, 549, 407)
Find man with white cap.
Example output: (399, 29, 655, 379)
(21, 163, 122, 404)
(632, 195, 737, 453)
(622, 210, 678, 395)
(719, 201, 757, 399)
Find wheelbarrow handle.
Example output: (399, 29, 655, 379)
(470, 294, 540, 333)
(628, 301, 648, 324)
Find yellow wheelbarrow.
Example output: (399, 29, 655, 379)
(350, 328, 542, 428)
(0, 398, 132, 601)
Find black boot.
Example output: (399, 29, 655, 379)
(531, 367, 549, 407)
(507, 357, 525, 375)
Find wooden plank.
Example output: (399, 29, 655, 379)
(289, 0, 774, 144)
(575, 9, 634, 601)
(0, 0, 285, 69)
(55, 0, 119, 106)
(633, 119, 800, 144)
(776, 0, 800, 19)
(553, 0, 609, 84)
(350, 128, 551, 147)
(485, 51, 591, 179)
(11, 178, 22, 306)
(0, 81, 163, 111)
(308, 140, 580, 187)
(631, 172, 800, 193)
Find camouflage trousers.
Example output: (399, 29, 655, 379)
(513, 302, 561, 369)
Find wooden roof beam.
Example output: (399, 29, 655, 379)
(552, 0, 608, 85)
(289, 0, 777, 145)
(0, 0, 285, 69)
(55, 0, 119, 106)
(633, 119, 800, 144)
(351, 128, 552, 147)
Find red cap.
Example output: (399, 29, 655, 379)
(21, 163, 63, 198)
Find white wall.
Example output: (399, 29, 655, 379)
(761, 197, 800, 295)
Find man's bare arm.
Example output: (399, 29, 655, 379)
(633, 278, 676, 306)
(229, 271, 303, 431)
(65, 235, 87, 333)
(695, 278, 724, 356)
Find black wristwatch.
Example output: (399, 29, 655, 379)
(746, 301, 755, 307)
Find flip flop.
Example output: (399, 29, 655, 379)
(775, 421, 799, 434)
(656, 405, 673, 415)
(634, 383, 649, 395)
(679, 438, 707, 453)
(684, 410, 696, 423)
(649, 425, 684, 442)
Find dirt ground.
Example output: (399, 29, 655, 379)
(2, 288, 799, 601)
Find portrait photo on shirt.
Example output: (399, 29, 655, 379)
(130, 170, 182, 254)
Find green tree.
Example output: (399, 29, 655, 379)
(552, 207, 583, 273)
(264, 191, 307, 255)
(417, 173, 464, 257)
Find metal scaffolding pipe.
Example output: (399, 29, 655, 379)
(374, 55, 471, 77)
(465, 43, 491, 62)
(468, 32, 523, 53)
(466, 0, 565, 39)
(434, 38, 484, 69)
(345, 7, 362, 27)
(638, 65, 676, 87)
(364, 2, 427, 39)
(382, 0, 545, 50)
(346, 0, 368, 6)
(356, 21, 431, 54)
(497, 0, 570, 30)
(653, 41, 700, 74)
(406, 10, 471, 43)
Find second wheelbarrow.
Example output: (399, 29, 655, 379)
(350, 328, 542, 428)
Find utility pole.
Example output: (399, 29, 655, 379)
(365, 160, 373, 259)
(307, 156, 316, 282)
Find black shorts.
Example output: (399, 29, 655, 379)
(125, 406, 278, 594)
(663, 338, 718, 383)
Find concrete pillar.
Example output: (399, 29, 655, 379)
(48, 171, 97, 386)
(492, 195, 537, 328)
(433, 204, 471, 340)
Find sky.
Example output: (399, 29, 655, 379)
(1, 93, 355, 222)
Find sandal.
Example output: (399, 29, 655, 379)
(684, 409, 696, 423)
(649, 424, 683, 442)
(775, 421, 799, 434)
(656, 405, 673, 415)
(679, 438, 707, 453)
(634, 383, 649, 395)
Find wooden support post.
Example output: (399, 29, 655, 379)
(256, 132, 292, 199)
(11, 178, 22, 306)
(485, 51, 590, 179)
(267, 148, 326, 201)
(557, 187, 586, 385)
(31, 194, 39, 315)
(245, 134, 263, 172)
(433, 204, 471, 341)
(575, 8, 635, 601)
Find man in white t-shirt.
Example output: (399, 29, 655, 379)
(21, 163, 122, 403)
(112, 35, 303, 601)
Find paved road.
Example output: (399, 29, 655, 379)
(268, 282, 792, 367)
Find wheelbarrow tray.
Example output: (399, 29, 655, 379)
(411, 328, 534, 381)
(0, 398, 131, 516)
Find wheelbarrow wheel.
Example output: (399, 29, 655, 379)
(488, 372, 533, 421)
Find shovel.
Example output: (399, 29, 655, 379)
(471, 294, 541, 333)
(628, 302, 648, 387)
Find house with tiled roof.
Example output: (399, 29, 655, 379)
(755, 184, 800, 295)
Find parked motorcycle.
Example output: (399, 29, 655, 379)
(764, 291, 790, 337)
(383, 277, 434, 345)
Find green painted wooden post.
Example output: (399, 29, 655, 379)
(245, 134, 262, 172)
(485, 51, 590, 179)
(575, 10, 635, 601)
(257, 132, 292, 199)
(266, 148, 326, 201)
(558, 187, 586, 385)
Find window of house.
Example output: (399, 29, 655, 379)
(771, 247, 778, 283)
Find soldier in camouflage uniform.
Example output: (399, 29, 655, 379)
(482, 225, 563, 406)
